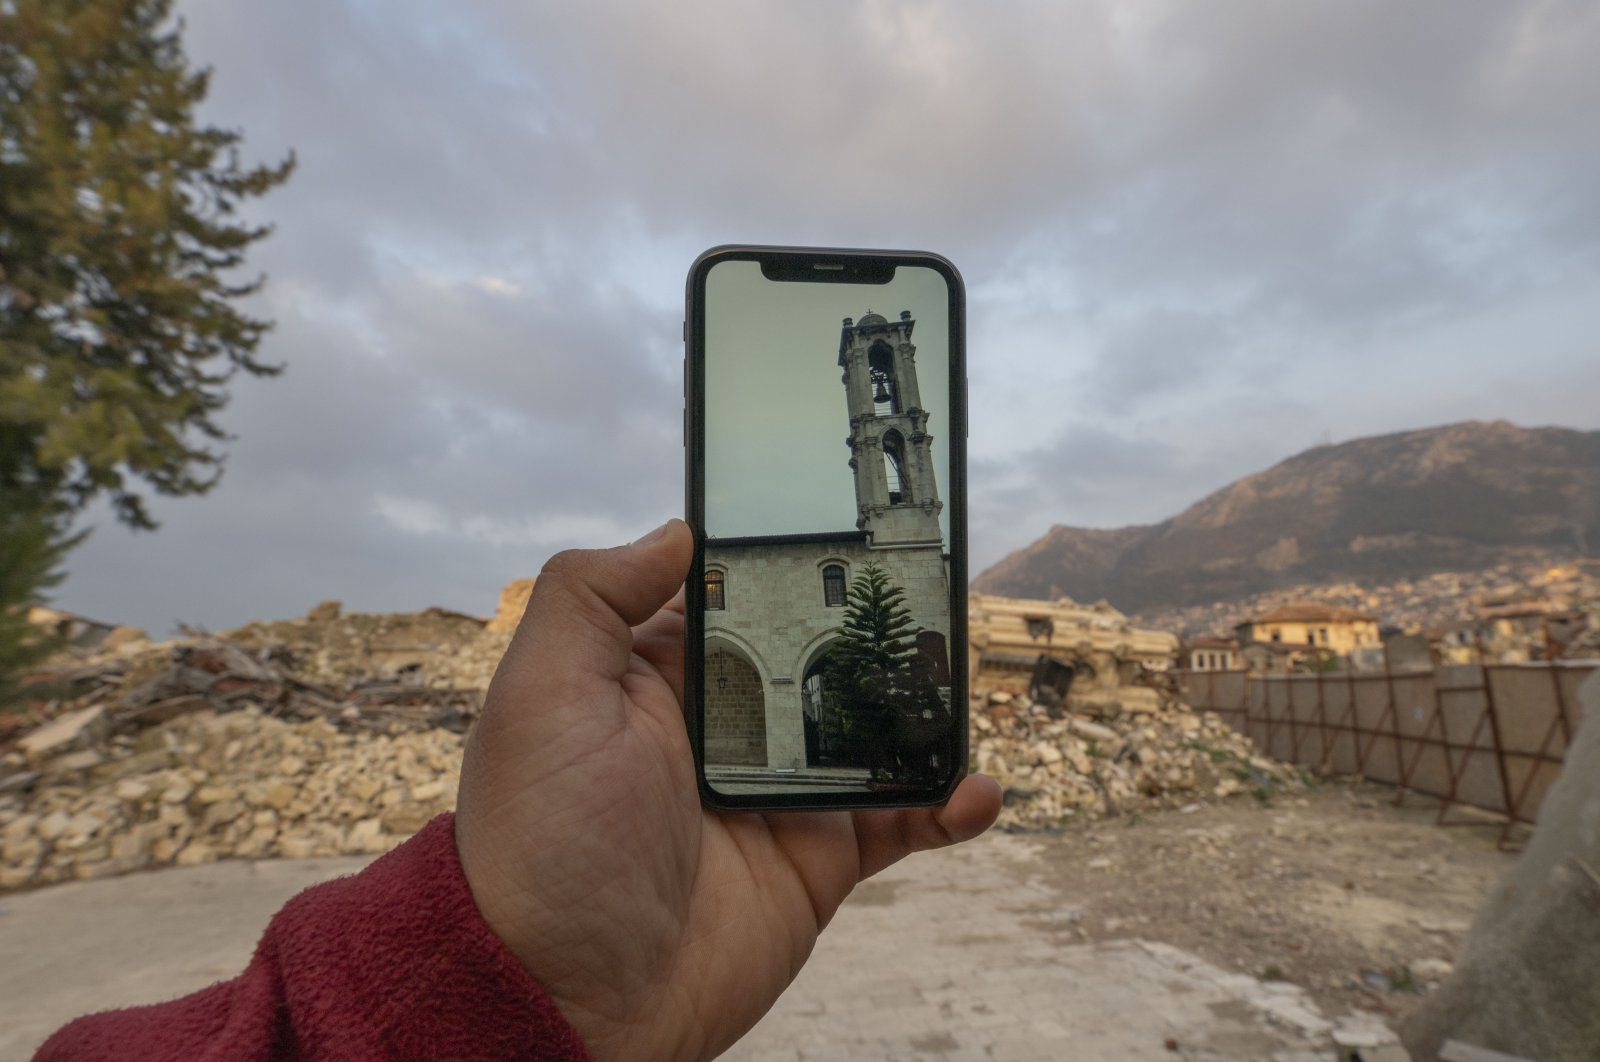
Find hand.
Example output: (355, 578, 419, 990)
(454, 519, 1001, 1061)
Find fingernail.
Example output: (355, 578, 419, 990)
(632, 519, 675, 547)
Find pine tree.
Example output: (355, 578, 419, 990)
(0, 0, 295, 529)
(0, 499, 77, 706)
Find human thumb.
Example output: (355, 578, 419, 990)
(501, 519, 693, 691)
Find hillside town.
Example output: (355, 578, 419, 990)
(1131, 556, 1600, 672)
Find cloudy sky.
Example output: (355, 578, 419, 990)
(56, 0, 1600, 635)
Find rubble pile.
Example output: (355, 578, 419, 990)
(0, 583, 1308, 886)
(225, 600, 512, 690)
(972, 692, 1305, 829)
(1, 599, 520, 890)
(1, 706, 462, 888)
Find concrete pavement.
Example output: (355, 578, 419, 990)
(0, 853, 377, 1060)
(0, 832, 1386, 1061)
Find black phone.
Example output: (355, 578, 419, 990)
(685, 245, 968, 811)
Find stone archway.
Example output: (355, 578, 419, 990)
(705, 643, 767, 767)
(800, 643, 842, 767)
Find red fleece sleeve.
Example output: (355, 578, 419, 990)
(35, 813, 592, 1062)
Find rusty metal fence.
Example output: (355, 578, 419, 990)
(1172, 660, 1596, 846)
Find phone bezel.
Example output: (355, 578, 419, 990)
(685, 244, 969, 811)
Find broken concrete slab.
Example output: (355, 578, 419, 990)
(17, 707, 108, 766)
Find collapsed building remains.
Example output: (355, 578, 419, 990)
(968, 592, 1179, 715)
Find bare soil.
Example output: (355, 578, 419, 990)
(1011, 778, 1519, 1023)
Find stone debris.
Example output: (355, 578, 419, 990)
(1, 581, 1305, 886)
(15, 598, 515, 743)
(0, 706, 461, 889)
(972, 688, 1305, 829)
(1, 594, 531, 890)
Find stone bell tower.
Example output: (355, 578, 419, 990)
(839, 310, 943, 546)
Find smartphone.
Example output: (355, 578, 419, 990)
(685, 246, 967, 811)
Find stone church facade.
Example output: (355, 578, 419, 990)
(705, 310, 952, 773)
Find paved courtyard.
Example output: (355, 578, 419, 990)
(0, 828, 1394, 1061)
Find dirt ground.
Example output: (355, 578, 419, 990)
(1008, 777, 1519, 1026)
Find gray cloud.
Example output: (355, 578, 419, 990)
(53, 0, 1600, 631)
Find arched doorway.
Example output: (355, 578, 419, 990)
(705, 644, 766, 767)
(915, 629, 950, 687)
(801, 643, 864, 768)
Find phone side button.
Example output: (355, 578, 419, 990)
(682, 405, 687, 447)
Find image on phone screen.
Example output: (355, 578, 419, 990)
(693, 254, 963, 804)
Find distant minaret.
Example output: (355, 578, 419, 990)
(839, 310, 942, 546)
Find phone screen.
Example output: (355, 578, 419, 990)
(687, 248, 966, 809)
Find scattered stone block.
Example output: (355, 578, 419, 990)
(258, 782, 298, 810)
(408, 779, 446, 802)
(306, 600, 343, 623)
(102, 626, 150, 651)
(278, 834, 318, 860)
(174, 842, 217, 867)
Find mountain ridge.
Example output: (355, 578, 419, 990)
(972, 420, 1600, 613)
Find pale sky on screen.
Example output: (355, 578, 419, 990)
(703, 261, 951, 545)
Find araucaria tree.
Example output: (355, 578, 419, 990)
(1, 0, 295, 529)
(823, 563, 920, 772)
(829, 563, 919, 681)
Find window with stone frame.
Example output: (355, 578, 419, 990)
(822, 564, 847, 607)
(705, 570, 726, 610)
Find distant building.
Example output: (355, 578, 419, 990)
(1233, 603, 1381, 673)
(1235, 604, 1380, 654)
(1238, 640, 1320, 675)
(1380, 628, 1434, 672)
(1438, 599, 1578, 663)
(1475, 601, 1575, 660)
(1181, 636, 1239, 671)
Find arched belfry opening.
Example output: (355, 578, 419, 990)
(882, 430, 910, 504)
(868, 340, 899, 414)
